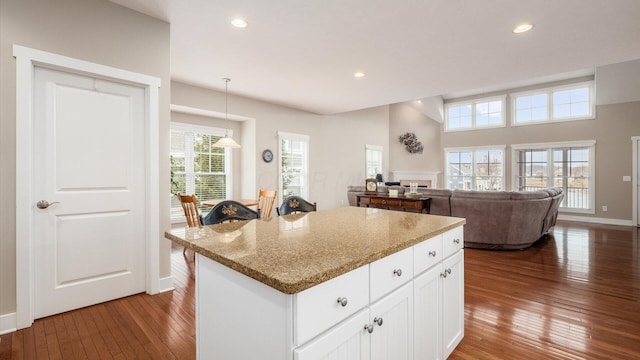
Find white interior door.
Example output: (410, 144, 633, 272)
(33, 66, 146, 319)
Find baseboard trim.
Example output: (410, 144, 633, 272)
(557, 214, 633, 227)
(157, 276, 174, 293)
(0, 312, 17, 335)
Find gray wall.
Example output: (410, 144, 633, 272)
(439, 98, 639, 222)
(388, 102, 442, 181)
(172, 81, 390, 210)
(0, 0, 171, 316)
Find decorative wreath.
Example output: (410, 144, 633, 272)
(398, 132, 424, 154)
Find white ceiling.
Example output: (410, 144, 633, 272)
(110, 0, 640, 115)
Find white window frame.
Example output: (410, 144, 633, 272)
(170, 122, 232, 223)
(511, 81, 595, 126)
(444, 145, 506, 190)
(278, 131, 310, 203)
(511, 140, 596, 214)
(365, 144, 383, 179)
(444, 95, 506, 132)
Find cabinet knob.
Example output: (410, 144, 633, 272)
(393, 269, 402, 277)
(374, 317, 384, 326)
(364, 324, 374, 334)
(336, 297, 348, 307)
(428, 250, 437, 257)
(453, 238, 460, 244)
(440, 268, 452, 278)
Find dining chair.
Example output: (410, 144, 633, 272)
(178, 193, 202, 256)
(257, 189, 277, 218)
(276, 196, 317, 216)
(201, 200, 260, 225)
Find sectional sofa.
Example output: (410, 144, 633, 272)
(347, 185, 564, 250)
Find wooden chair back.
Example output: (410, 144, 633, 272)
(201, 200, 260, 225)
(178, 193, 202, 227)
(276, 196, 317, 216)
(257, 189, 277, 218)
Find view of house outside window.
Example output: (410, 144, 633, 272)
(446, 148, 504, 190)
(513, 142, 595, 212)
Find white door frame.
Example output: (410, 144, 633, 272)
(633, 136, 639, 227)
(13, 45, 161, 329)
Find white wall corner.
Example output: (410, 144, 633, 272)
(406, 96, 444, 123)
(158, 276, 175, 293)
(0, 312, 17, 335)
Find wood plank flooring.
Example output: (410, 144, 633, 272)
(1, 221, 639, 359)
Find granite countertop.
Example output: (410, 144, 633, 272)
(165, 206, 465, 294)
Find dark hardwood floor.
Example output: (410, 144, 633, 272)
(1, 221, 638, 359)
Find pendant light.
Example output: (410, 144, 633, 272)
(212, 78, 241, 148)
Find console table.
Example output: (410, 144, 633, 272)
(357, 194, 431, 214)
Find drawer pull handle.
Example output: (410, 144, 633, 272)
(440, 272, 447, 278)
(393, 269, 402, 277)
(428, 250, 437, 257)
(364, 324, 374, 334)
(336, 297, 348, 307)
(453, 238, 460, 244)
(374, 317, 384, 326)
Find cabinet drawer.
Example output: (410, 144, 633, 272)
(294, 265, 369, 346)
(370, 197, 401, 208)
(370, 246, 413, 302)
(442, 226, 464, 259)
(413, 234, 442, 275)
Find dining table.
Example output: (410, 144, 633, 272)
(201, 198, 259, 207)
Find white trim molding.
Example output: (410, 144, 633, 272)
(558, 214, 633, 227)
(0, 312, 17, 335)
(158, 276, 175, 293)
(13, 45, 162, 330)
(633, 136, 639, 227)
(391, 170, 440, 189)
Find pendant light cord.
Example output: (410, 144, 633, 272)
(223, 78, 230, 137)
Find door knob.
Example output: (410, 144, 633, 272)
(36, 200, 59, 209)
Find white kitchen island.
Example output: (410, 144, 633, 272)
(165, 207, 465, 360)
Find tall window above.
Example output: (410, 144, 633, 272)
(365, 144, 383, 179)
(170, 123, 231, 221)
(513, 141, 595, 213)
(445, 96, 505, 132)
(512, 81, 594, 125)
(445, 147, 505, 190)
(278, 131, 309, 203)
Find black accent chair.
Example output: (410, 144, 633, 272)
(276, 196, 317, 216)
(202, 200, 260, 225)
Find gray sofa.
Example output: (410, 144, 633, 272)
(347, 185, 564, 250)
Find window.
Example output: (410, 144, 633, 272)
(513, 141, 595, 213)
(512, 81, 594, 125)
(445, 147, 505, 190)
(170, 123, 231, 221)
(278, 132, 309, 203)
(365, 144, 383, 179)
(445, 96, 505, 131)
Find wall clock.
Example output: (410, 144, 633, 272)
(262, 149, 274, 163)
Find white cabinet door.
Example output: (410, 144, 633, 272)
(441, 250, 464, 359)
(413, 265, 442, 360)
(369, 282, 413, 360)
(295, 309, 370, 360)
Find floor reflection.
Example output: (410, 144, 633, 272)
(456, 221, 640, 359)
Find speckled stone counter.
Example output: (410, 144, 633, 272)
(165, 206, 465, 294)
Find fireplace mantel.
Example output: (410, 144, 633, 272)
(391, 170, 440, 188)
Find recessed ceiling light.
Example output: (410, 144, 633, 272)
(231, 18, 248, 28)
(513, 23, 534, 34)
(354, 72, 365, 78)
